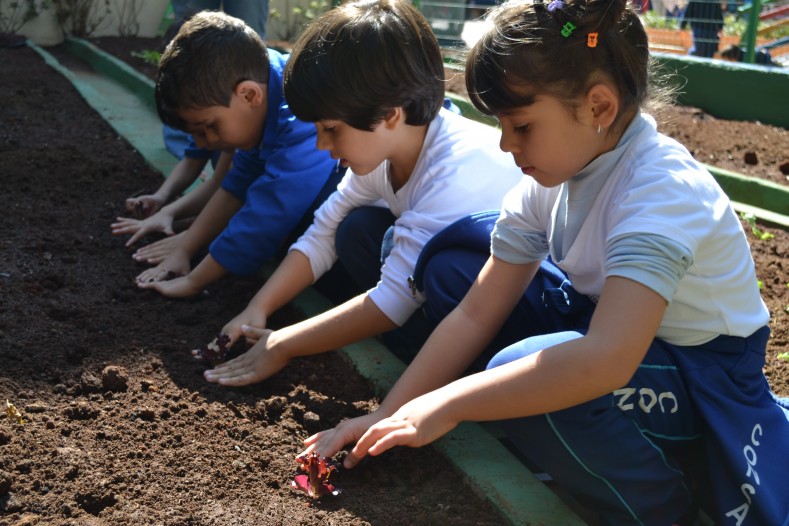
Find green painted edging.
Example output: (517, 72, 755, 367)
(29, 41, 178, 181)
(653, 53, 789, 130)
(706, 165, 789, 223)
(64, 36, 157, 110)
(285, 283, 586, 526)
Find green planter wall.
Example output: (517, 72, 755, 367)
(652, 53, 789, 130)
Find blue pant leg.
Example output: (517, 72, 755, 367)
(668, 327, 789, 525)
(335, 206, 395, 292)
(223, 0, 269, 40)
(421, 250, 574, 365)
(488, 335, 698, 526)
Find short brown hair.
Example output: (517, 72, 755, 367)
(156, 11, 270, 130)
(284, 0, 444, 131)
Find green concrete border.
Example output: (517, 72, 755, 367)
(33, 39, 586, 525)
(63, 36, 157, 108)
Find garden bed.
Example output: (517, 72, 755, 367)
(0, 44, 508, 525)
(1, 36, 788, 526)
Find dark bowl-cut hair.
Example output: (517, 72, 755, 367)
(283, 0, 445, 131)
(466, 0, 650, 132)
(156, 11, 270, 131)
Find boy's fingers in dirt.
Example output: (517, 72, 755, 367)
(241, 324, 265, 343)
(126, 228, 149, 247)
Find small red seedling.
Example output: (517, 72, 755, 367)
(291, 452, 340, 499)
(196, 333, 232, 365)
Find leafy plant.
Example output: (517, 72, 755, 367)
(291, 452, 341, 499)
(5, 399, 24, 425)
(0, 0, 48, 34)
(51, 0, 110, 37)
(131, 48, 160, 66)
(740, 212, 775, 241)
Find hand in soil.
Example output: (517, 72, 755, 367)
(291, 452, 340, 499)
(350, 389, 459, 468)
(302, 411, 385, 467)
(222, 309, 269, 347)
(194, 333, 233, 365)
(111, 210, 177, 247)
(135, 250, 190, 286)
(136, 273, 204, 298)
(130, 231, 187, 263)
(125, 193, 165, 219)
(202, 331, 286, 386)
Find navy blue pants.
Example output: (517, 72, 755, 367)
(333, 207, 571, 365)
(414, 213, 789, 525)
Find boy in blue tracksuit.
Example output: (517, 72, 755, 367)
(135, 11, 340, 297)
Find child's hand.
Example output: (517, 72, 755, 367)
(125, 194, 166, 219)
(300, 412, 387, 468)
(202, 331, 287, 386)
(135, 251, 190, 283)
(111, 211, 176, 247)
(136, 273, 202, 298)
(222, 309, 268, 347)
(131, 232, 186, 264)
(348, 391, 459, 467)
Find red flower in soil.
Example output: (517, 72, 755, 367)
(196, 333, 232, 365)
(291, 452, 341, 499)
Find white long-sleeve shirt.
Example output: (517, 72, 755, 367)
(290, 108, 523, 325)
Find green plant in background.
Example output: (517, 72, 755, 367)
(778, 352, 789, 361)
(642, 9, 789, 40)
(641, 10, 679, 30)
(740, 212, 775, 241)
(268, 0, 330, 42)
(0, 0, 48, 34)
(51, 0, 110, 37)
(131, 48, 160, 65)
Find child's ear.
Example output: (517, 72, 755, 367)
(382, 107, 405, 130)
(235, 80, 265, 107)
(586, 83, 619, 130)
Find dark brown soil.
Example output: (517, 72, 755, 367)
(0, 45, 505, 525)
(1, 35, 787, 526)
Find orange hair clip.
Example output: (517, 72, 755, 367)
(587, 32, 599, 48)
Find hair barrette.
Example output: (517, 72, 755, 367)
(561, 21, 576, 38)
(547, 0, 565, 12)
(587, 32, 598, 47)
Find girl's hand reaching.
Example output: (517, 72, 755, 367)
(347, 389, 460, 468)
(300, 412, 389, 468)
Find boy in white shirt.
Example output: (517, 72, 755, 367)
(198, 0, 536, 384)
